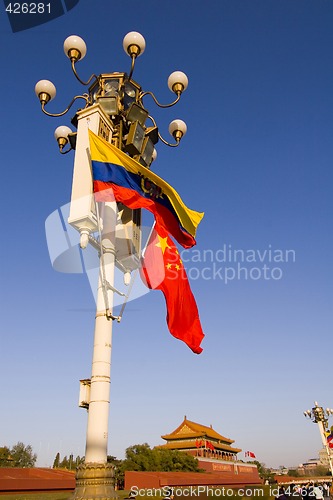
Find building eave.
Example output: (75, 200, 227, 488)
(156, 442, 242, 454)
(161, 417, 235, 445)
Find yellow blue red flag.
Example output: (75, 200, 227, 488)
(89, 130, 204, 248)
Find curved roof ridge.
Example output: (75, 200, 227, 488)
(161, 417, 235, 444)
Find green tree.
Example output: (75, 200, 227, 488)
(0, 446, 13, 467)
(53, 452, 60, 469)
(122, 443, 156, 471)
(252, 460, 275, 483)
(10, 442, 37, 467)
(59, 455, 69, 468)
(56, 453, 84, 470)
(157, 449, 201, 472)
(68, 454, 74, 470)
(122, 443, 201, 473)
(287, 469, 300, 477)
(75, 455, 84, 467)
(107, 455, 124, 489)
(311, 465, 330, 476)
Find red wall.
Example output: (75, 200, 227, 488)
(198, 460, 258, 476)
(0, 468, 75, 493)
(125, 466, 262, 491)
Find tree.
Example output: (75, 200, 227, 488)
(75, 455, 84, 467)
(53, 452, 60, 469)
(59, 455, 69, 468)
(311, 465, 330, 477)
(68, 454, 75, 470)
(117, 443, 201, 490)
(0, 447, 13, 467)
(54, 453, 84, 470)
(252, 460, 275, 483)
(287, 469, 300, 477)
(122, 443, 157, 472)
(107, 455, 124, 489)
(9, 442, 37, 468)
(157, 449, 202, 472)
(122, 443, 201, 473)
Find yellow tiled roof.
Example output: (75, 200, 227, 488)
(161, 418, 234, 444)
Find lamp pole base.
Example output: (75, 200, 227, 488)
(69, 463, 118, 500)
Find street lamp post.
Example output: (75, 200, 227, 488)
(303, 401, 333, 476)
(35, 32, 188, 499)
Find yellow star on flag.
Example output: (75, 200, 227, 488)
(156, 235, 171, 254)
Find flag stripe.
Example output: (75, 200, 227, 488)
(92, 161, 194, 239)
(94, 181, 196, 248)
(89, 130, 204, 239)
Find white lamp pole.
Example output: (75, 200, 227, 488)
(85, 201, 116, 464)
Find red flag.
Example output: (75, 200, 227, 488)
(141, 227, 204, 354)
(245, 451, 256, 458)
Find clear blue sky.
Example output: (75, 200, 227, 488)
(1, 0, 332, 470)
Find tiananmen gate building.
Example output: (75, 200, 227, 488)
(157, 416, 241, 461)
(125, 417, 261, 490)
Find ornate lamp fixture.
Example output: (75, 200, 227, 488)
(35, 31, 188, 165)
(304, 401, 333, 476)
(303, 402, 333, 426)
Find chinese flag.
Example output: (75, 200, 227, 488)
(141, 227, 204, 354)
(206, 441, 215, 450)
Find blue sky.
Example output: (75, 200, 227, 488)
(0, 0, 332, 469)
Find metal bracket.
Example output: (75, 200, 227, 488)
(105, 309, 121, 322)
(102, 279, 125, 296)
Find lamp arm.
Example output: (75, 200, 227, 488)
(128, 55, 136, 80)
(157, 131, 180, 148)
(139, 90, 181, 108)
(41, 94, 89, 117)
(147, 115, 180, 147)
(71, 60, 99, 86)
(147, 114, 157, 127)
(60, 146, 73, 154)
